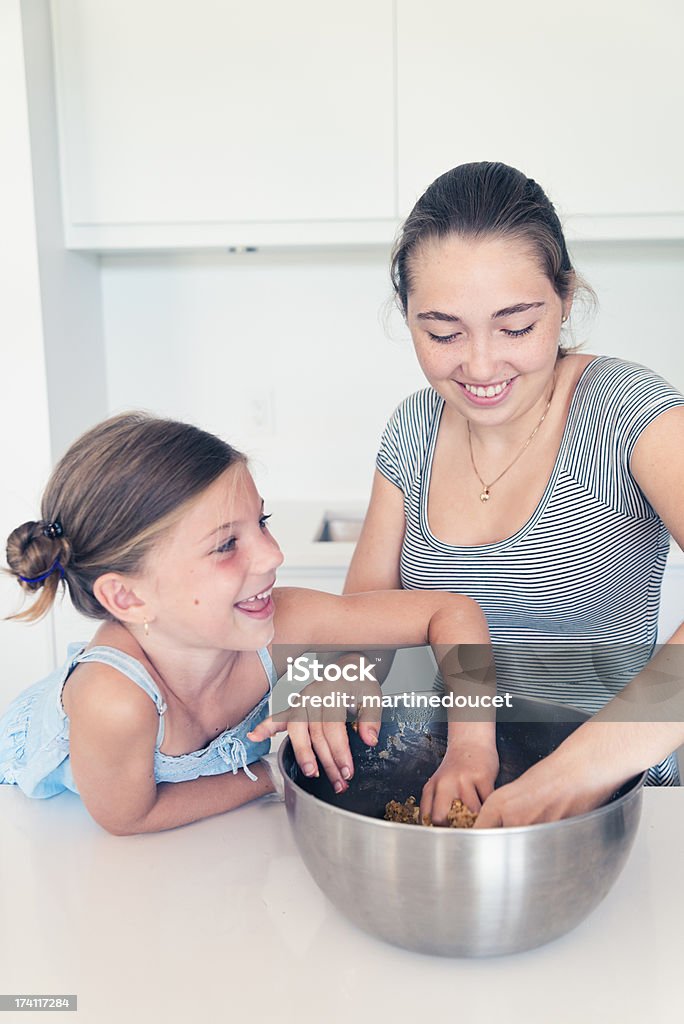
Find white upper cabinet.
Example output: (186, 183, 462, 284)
(396, 0, 684, 240)
(51, 0, 684, 248)
(51, 0, 397, 248)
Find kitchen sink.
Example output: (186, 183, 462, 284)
(314, 511, 364, 543)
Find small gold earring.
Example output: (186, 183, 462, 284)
(562, 315, 569, 323)
(143, 619, 149, 637)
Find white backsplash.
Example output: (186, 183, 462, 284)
(99, 242, 684, 502)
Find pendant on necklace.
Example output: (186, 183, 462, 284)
(480, 488, 490, 502)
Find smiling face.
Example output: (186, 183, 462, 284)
(131, 464, 283, 652)
(406, 233, 572, 427)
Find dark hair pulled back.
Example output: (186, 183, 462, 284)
(391, 162, 593, 332)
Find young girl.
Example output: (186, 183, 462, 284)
(1, 412, 492, 835)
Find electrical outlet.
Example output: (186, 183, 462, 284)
(249, 392, 275, 436)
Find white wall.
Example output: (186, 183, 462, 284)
(100, 248, 426, 501)
(1, 0, 107, 701)
(569, 241, 684, 383)
(21, 0, 107, 465)
(0, 0, 56, 696)
(99, 241, 684, 502)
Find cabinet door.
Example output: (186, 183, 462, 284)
(397, 0, 684, 237)
(52, 0, 395, 243)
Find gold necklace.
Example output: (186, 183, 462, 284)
(466, 377, 556, 503)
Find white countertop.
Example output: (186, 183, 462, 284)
(1, 787, 682, 1024)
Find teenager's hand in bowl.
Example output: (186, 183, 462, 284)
(474, 735, 619, 828)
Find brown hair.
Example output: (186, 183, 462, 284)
(5, 412, 246, 623)
(391, 161, 596, 344)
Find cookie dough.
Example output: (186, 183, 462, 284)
(384, 796, 477, 828)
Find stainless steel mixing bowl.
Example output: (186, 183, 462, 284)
(278, 696, 645, 956)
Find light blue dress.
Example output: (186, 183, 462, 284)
(0, 643, 275, 798)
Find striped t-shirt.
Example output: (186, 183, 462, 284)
(377, 356, 684, 784)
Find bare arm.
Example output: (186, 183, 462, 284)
(249, 585, 492, 793)
(344, 470, 406, 593)
(263, 464, 496, 798)
(65, 665, 274, 835)
(337, 471, 405, 750)
(345, 473, 499, 819)
(419, 649, 499, 824)
(271, 586, 488, 650)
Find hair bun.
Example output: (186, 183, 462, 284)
(5, 520, 68, 595)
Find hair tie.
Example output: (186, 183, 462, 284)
(42, 521, 64, 540)
(18, 559, 66, 585)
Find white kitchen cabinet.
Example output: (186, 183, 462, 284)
(396, 0, 684, 240)
(50, 0, 684, 249)
(51, 0, 396, 249)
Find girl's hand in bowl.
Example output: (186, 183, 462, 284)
(247, 677, 382, 795)
(419, 740, 499, 826)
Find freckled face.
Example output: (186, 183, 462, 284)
(406, 234, 571, 426)
(137, 465, 283, 651)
